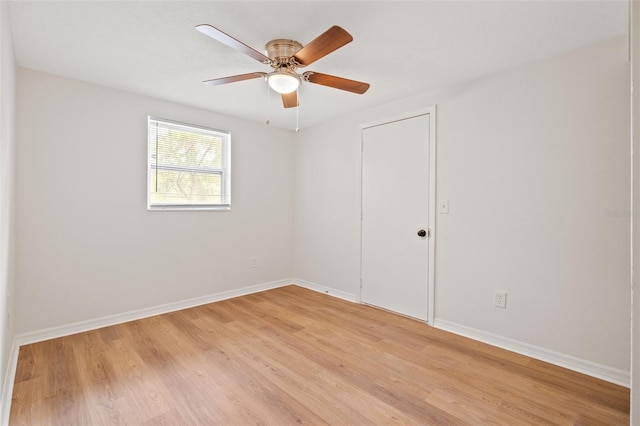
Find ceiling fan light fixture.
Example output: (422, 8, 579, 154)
(267, 70, 301, 94)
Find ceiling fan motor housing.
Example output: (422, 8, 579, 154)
(265, 39, 303, 69)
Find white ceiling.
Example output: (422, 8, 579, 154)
(7, 1, 628, 130)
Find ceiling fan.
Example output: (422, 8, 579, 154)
(195, 24, 370, 108)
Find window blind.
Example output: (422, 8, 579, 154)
(148, 117, 231, 210)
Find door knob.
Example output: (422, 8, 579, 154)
(417, 229, 427, 237)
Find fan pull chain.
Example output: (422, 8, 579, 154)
(295, 88, 300, 132)
(266, 78, 271, 126)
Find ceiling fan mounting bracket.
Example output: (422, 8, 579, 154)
(265, 39, 304, 70)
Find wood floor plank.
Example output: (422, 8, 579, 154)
(10, 285, 629, 425)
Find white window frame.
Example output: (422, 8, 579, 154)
(147, 116, 231, 211)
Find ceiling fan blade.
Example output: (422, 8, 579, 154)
(203, 72, 266, 86)
(293, 26, 353, 67)
(303, 72, 370, 94)
(196, 24, 272, 64)
(281, 91, 298, 108)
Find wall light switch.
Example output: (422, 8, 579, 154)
(439, 200, 449, 214)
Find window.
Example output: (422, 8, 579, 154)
(147, 117, 231, 210)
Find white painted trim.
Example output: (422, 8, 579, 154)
(14, 279, 292, 346)
(434, 318, 630, 388)
(359, 106, 437, 130)
(359, 106, 437, 324)
(10, 279, 352, 349)
(427, 106, 437, 325)
(1, 338, 18, 426)
(292, 278, 358, 303)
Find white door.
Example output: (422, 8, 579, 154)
(361, 114, 430, 320)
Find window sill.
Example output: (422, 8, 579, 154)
(147, 205, 231, 212)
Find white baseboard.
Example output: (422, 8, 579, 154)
(1, 338, 18, 426)
(1, 279, 296, 423)
(433, 318, 630, 388)
(8, 279, 354, 349)
(3, 282, 627, 423)
(15, 279, 292, 347)
(292, 278, 358, 303)
(0, 278, 353, 422)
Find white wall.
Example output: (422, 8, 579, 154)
(14, 69, 295, 334)
(0, 0, 17, 415)
(631, 0, 639, 421)
(294, 37, 630, 376)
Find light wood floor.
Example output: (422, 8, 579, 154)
(10, 285, 629, 425)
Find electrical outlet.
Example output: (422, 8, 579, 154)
(493, 290, 507, 308)
(250, 257, 257, 269)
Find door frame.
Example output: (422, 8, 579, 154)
(358, 106, 437, 324)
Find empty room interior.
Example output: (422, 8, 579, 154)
(1, 0, 640, 424)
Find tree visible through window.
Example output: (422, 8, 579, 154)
(147, 117, 231, 210)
